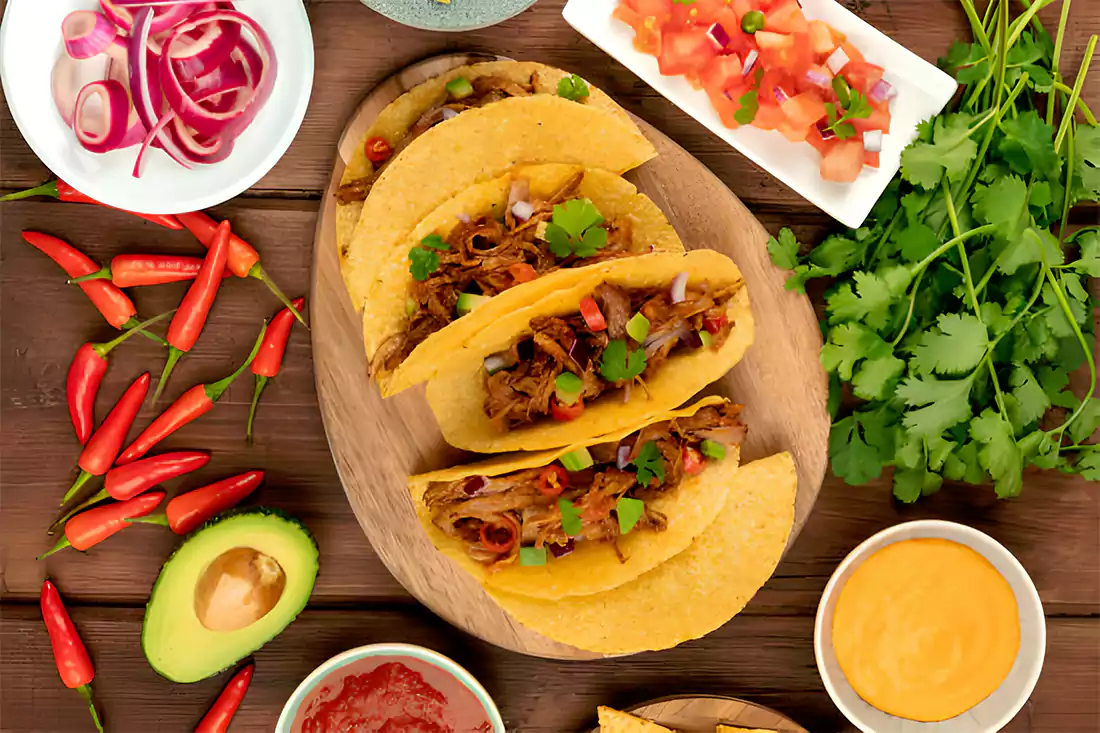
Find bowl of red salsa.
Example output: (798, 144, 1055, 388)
(276, 643, 505, 733)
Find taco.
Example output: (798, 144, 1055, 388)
(337, 62, 656, 311)
(598, 707, 674, 732)
(426, 249, 753, 453)
(370, 164, 685, 396)
(409, 397, 747, 600)
(487, 452, 797, 655)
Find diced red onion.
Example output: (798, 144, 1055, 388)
(706, 22, 730, 51)
(774, 86, 790, 105)
(869, 78, 896, 103)
(816, 119, 837, 141)
(805, 68, 832, 89)
(483, 351, 516, 374)
(73, 80, 130, 153)
(670, 272, 689, 303)
(826, 47, 850, 75)
(616, 445, 631, 469)
(511, 200, 535, 221)
(441, 107, 459, 121)
(741, 49, 758, 76)
(863, 129, 884, 153)
(62, 11, 119, 60)
(548, 540, 575, 558)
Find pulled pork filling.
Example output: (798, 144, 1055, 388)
(423, 403, 747, 567)
(371, 172, 642, 375)
(484, 280, 740, 431)
(335, 74, 539, 206)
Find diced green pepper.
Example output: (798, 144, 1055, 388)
(832, 75, 852, 107)
(699, 330, 713, 348)
(406, 298, 417, 316)
(626, 313, 650, 343)
(560, 447, 594, 472)
(446, 77, 474, 100)
(701, 439, 726, 461)
(616, 497, 644, 534)
(456, 292, 491, 316)
(519, 546, 547, 566)
(555, 372, 584, 405)
(741, 10, 765, 33)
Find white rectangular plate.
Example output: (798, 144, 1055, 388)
(563, 0, 958, 228)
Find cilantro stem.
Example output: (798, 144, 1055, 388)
(1051, 0, 1072, 81)
(914, 224, 998, 277)
(1053, 34, 1097, 152)
(867, 209, 903, 268)
(891, 269, 925, 348)
(961, 0, 993, 56)
(1058, 121, 1075, 242)
(1051, 83, 1098, 125)
(1014, 0, 1048, 34)
(1006, 0, 1057, 49)
(1038, 261, 1097, 440)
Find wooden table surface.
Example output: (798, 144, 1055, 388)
(1, 1, 1097, 731)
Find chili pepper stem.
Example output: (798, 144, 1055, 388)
(61, 470, 95, 506)
(246, 375, 268, 445)
(69, 267, 111, 284)
(249, 264, 308, 329)
(54, 489, 110, 531)
(129, 514, 170, 527)
(38, 536, 73, 560)
(153, 347, 185, 404)
(123, 317, 169, 347)
(96, 310, 175, 357)
(206, 324, 269, 403)
(0, 180, 60, 201)
(77, 684, 104, 733)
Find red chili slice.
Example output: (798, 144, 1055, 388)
(682, 445, 705, 475)
(364, 136, 392, 164)
(579, 296, 607, 332)
(550, 396, 585, 422)
(703, 314, 728, 334)
(538, 465, 570, 497)
(479, 515, 519, 554)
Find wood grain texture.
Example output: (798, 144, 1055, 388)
(596, 695, 810, 732)
(311, 55, 829, 658)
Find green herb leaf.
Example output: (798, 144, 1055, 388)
(1005, 366, 1050, 431)
(913, 313, 989, 376)
(616, 497, 645, 534)
(409, 247, 441, 281)
(970, 409, 1023, 498)
(830, 415, 886, 485)
(997, 111, 1060, 179)
(733, 89, 759, 126)
(972, 175, 1029, 243)
(767, 228, 800, 270)
(420, 234, 450, 251)
(894, 466, 944, 503)
(896, 374, 975, 440)
(599, 339, 647, 382)
(852, 352, 906, 401)
(895, 223, 941, 263)
(820, 322, 891, 380)
(900, 113, 979, 189)
(631, 441, 665, 487)
(1071, 231, 1100, 276)
(547, 199, 606, 258)
(1078, 451, 1100, 481)
(557, 73, 591, 102)
(1068, 398, 1100, 445)
(1072, 125, 1100, 203)
(824, 89, 872, 138)
(558, 498, 583, 536)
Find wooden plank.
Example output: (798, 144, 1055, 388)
(2, 200, 1097, 617)
(4, 0, 1096, 205)
(1, 606, 1096, 732)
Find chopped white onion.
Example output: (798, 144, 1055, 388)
(863, 129, 884, 153)
(616, 445, 631, 469)
(456, 212, 471, 223)
(805, 68, 832, 89)
(869, 78, 897, 103)
(442, 107, 459, 121)
(670, 271, 689, 303)
(511, 200, 534, 221)
(741, 49, 758, 77)
(825, 46, 850, 75)
(483, 353, 512, 374)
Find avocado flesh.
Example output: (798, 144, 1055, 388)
(143, 508, 319, 683)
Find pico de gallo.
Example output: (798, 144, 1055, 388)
(613, 0, 897, 182)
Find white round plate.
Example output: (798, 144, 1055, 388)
(0, 0, 314, 214)
(815, 520, 1046, 733)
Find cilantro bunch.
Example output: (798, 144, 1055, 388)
(769, 0, 1099, 500)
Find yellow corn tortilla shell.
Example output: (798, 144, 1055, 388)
(488, 452, 796, 654)
(410, 397, 739, 600)
(426, 249, 753, 453)
(377, 166, 685, 395)
(599, 707, 675, 732)
(717, 727, 774, 732)
(341, 94, 656, 311)
(336, 61, 638, 280)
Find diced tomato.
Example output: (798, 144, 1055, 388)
(479, 515, 518, 553)
(808, 20, 838, 55)
(364, 137, 392, 164)
(781, 91, 826, 127)
(550, 397, 585, 422)
(625, 0, 672, 16)
(538, 465, 569, 497)
(820, 140, 865, 183)
(659, 29, 718, 76)
(508, 263, 538, 284)
(842, 61, 885, 95)
(851, 105, 891, 133)
(805, 125, 835, 156)
(701, 54, 744, 95)
(731, 0, 754, 22)
(757, 67, 790, 107)
(703, 314, 728, 335)
(707, 84, 746, 129)
(761, 31, 812, 77)
(778, 121, 810, 142)
(755, 30, 793, 50)
(864, 150, 881, 168)
(753, 103, 786, 130)
(613, 4, 642, 28)
(671, 0, 726, 27)
(840, 41, 866, 66)
(682, 445, 705, 475)
(579, 296, 607, 332)
(766, 1, 809, 34)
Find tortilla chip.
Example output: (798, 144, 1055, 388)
(336, 61, 638, 278)
(599, 707, 676, 732)
(488, 453, 797, 654)
(409, 397, 739, 600)
(341, 94, 655, 311)
(377, 166, 685, 395)
(426, 249, 753, 453)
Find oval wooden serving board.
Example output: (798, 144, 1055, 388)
(589, 695, 809, 733)
(311, 54, 830, 660)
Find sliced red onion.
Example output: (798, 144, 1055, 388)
(616, 445, 631, 469)
(101, 0, 199, 34)
(169, 19, 241, 81)
(869, 78, 897, 104)
(741, 49, 758, 76)
(106, 51, 146, 148)
(706, 22, 730, 51)
(483, 351, 516, 374)
(100, 0, 134, 31)
(816, 119, 837, 141)
(774, 86, 790, 105)
(169, 115, 232, 162)
(863, 129, 884, 153)
(441, 107, 459, 121)
(62, 11, 118, 60)
(114, 0, 213, 5)
(52, 53, 111, 126)
(73, 80, 130, 153)
(511, 200, 535, 221)
(805, 68, 832, 89)
(184, 57, 248, 100)
(548, 540, 575, 558)
(826, 47, 850, 75)
(129, 8, 192, 170)
(670, 272, 689, 303)
(134, 111, 187, 177)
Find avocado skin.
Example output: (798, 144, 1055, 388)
(142, 507, 319, 682)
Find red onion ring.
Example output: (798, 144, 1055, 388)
(169, 19, 241, 80)
(53, 53, 111, 126)
(73, 80, 130, 153)
(62, 11, 119, 59)
(128, 7, 194, 170)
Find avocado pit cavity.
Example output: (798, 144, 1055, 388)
(195, 547, 286, 632)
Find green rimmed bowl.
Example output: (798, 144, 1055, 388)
(360, 0, 537, 32)
(275, 643, 505, 732)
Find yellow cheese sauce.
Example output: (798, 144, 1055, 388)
(832, 537, 1020, 722)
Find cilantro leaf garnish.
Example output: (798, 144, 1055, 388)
(823, 88, 872, 140)
(409, 234, 450, 281)
(557, 74, 590, 102)
(767, 228, 799, 270)
(545, 198, 607, 258)
(557, 498, 583, 536)
(599, 339, 646, 382)
(616, 497, 645, 534)
(630, 441, 665, 487)
(733, 89, 759, 126)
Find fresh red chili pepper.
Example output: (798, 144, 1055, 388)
(40, 580, 104, 733)
(66, 311, 173, 445)
(195, 663, 255, 733)
(479, 515, 519, 554)
(703, 314, 728, 335)
(578, 296, 607, 332)
(176, 210, 307, 327)
(153, 221, 230, 403)
(537, 465, 569, 497)
(364, 136, 393, 164)
(118, 325, 267, 464)
(166, 470, 264, 535)
(3, 179, 182, 229)
(41, 491, 166, 559)
(62, 373, 150, 505)
(682, 445, 705, 475)
(70, 254, 232, 288)
(248, 297, 305, 443)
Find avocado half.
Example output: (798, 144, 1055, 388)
(143, 508, 319, 683)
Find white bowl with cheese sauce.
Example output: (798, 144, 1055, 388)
(814, 519, 1045, 733)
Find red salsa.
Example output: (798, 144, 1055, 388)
(292, 657, 494, 733)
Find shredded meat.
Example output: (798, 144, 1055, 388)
(425, 403, 746, 567)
